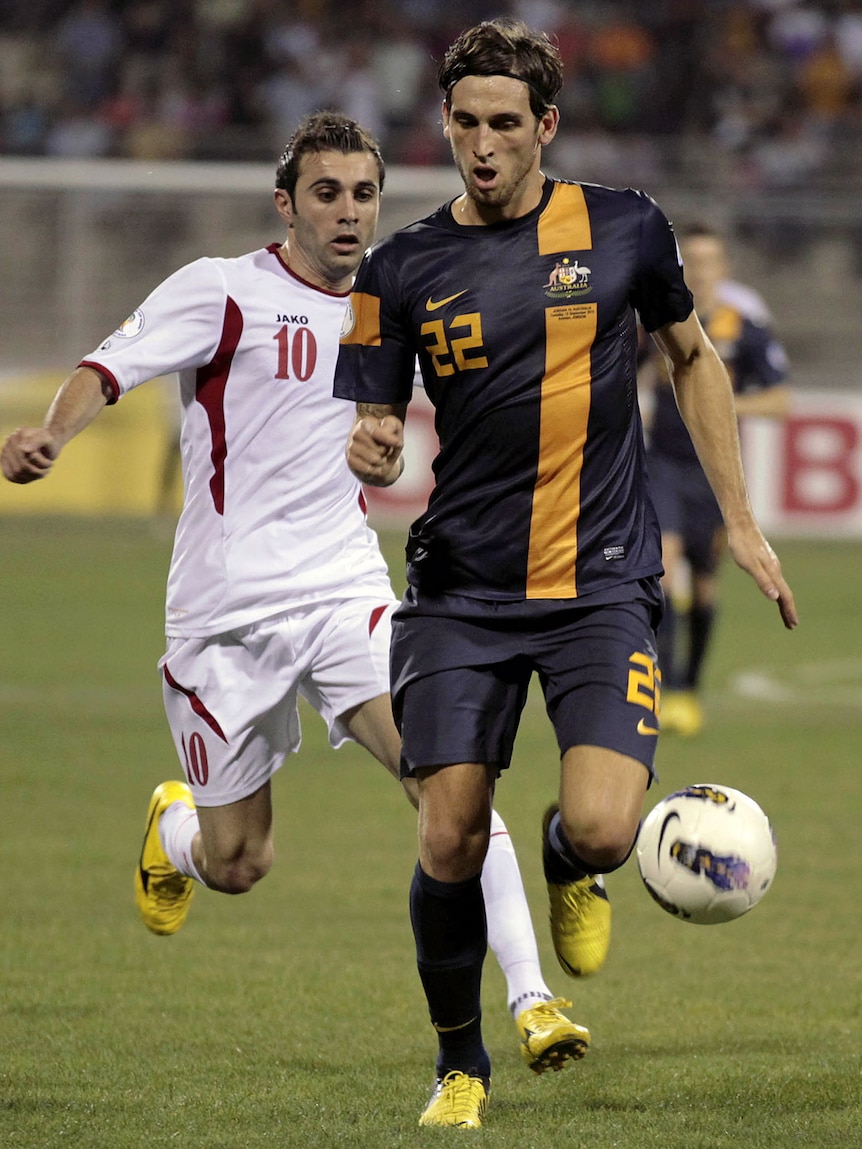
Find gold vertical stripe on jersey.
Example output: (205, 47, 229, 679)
(340, 291, 381, 346)
(537, 183, 593, 255)
(526, 303, 598, 598)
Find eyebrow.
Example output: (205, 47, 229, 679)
(452, 109, 526, 123)
(307, 177, 379, 192)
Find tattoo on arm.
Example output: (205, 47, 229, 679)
(356, 401, 408, 423)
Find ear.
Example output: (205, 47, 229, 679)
(537, 105, 560, 148)
(442, 98, 451, 140)
(274, 188, 294, 228)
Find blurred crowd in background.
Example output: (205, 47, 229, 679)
(1, 0, 861, 190)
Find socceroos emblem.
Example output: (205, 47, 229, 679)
(544, 257, 592, 299)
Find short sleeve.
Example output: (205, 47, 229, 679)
(79, 259, 228, 397)
(630, 194, 694, 333)
(334, 239, 417, 406)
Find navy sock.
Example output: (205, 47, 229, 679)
(686, 604, 716, 690)
(410, 863, 490, 1079)
(657, 596, 680, 688)
(543, 810, 640, 881)
(543, 810, 590, 883)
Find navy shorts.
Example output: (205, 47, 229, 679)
(648, 453, 725, 575)
(391, 595, 662, 780)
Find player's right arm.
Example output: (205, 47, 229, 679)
(1, 366, 112, 484)
(346, 402, 408, 487)
(335, 238, 415, 487)
(3, 259, 227, 487)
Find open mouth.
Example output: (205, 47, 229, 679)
(472, 165, 498, 189)
(332, 233, 360, 253)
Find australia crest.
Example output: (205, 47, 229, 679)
(544, 257, 592, 299)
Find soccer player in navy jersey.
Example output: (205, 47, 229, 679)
(642, 225, 791, 736)
(334, 18, 798, 1128)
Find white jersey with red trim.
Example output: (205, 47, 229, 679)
(81, 244, 391, 637)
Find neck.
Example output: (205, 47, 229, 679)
(277, 240, 350, 294)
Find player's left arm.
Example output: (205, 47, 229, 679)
(651, 311, 798, 629)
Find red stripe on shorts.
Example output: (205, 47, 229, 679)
(163, 664, 228, 742)
(368, 604, 388, 635)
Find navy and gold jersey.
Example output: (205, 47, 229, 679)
(334, 177, 693, 602)
(649, 298, 788, 464)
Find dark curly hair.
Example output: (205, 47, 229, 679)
(438, 18, 563, 118)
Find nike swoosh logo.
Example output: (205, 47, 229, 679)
(637, 717, 660, 736)
(433, 1015, 478, 1033)
(425, 291, 467, 311)
(137, 801, 161, 894)
(657, 811, 680, 857)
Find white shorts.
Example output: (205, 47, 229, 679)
(159, 595, 397, 807)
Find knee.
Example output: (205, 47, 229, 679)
(421, 815, 489, 882)
(203, 841, 274, 894)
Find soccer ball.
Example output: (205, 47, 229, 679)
(636, 783, 777, 924)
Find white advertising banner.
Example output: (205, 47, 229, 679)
(744, 391, 862, 537)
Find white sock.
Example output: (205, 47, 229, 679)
(482, 808, 554, 1017)
(158, 800, 206, 884)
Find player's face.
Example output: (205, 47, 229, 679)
(274, 149, 381, 291)
(680, 235, 728, 311)
(443, 75, 559, 223)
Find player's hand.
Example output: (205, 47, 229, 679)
(347, 414, 404, 487)
(727, 523, 798, 630)
(0, 428, 59, 484)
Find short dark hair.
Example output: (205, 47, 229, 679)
(676, 222, 730, 251)
(438, 18, 563, 118)
(275, 111, 385, 202)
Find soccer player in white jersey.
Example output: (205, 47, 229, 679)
(0, 111, 588, 1074)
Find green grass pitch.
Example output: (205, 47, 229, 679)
(1, 518, 859, 1147)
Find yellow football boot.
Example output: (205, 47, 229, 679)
(659, 690, 704, 737)
(418, 1071, 490, 1128)
(543, 805, 612, 977)
(134, 780, 196, 935)
(516, 997, 590, 1074)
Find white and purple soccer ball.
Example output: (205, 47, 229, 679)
(636, 784, 777, 924)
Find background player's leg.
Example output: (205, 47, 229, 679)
(656, 529, 685, 690)
(687, 572, 719, 691)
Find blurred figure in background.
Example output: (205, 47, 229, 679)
(642, 224, 791, 735)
